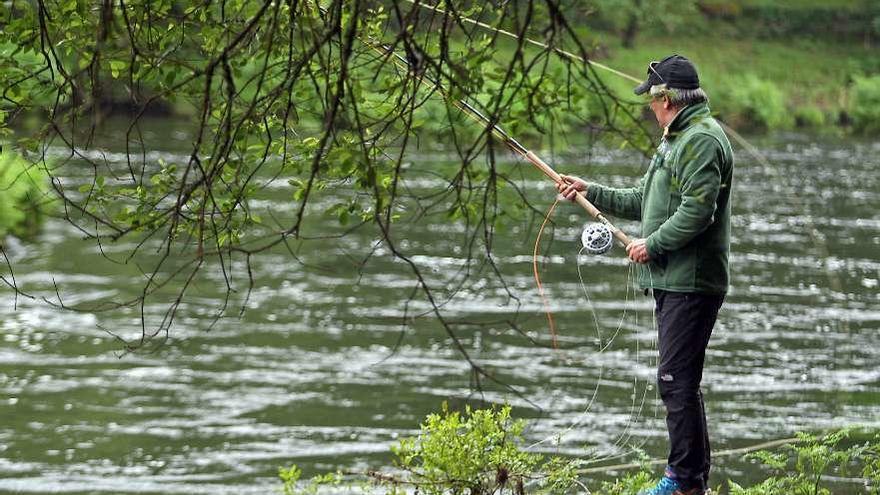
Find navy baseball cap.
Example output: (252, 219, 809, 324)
(633, 54, 700, 95)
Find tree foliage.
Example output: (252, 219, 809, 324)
(0, 1, 652, 365)
(0, 150, 53, 238)
(590, 0, 697, 48)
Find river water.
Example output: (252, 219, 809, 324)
(0, 128, 878, 494)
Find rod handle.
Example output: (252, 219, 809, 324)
(525, 151, 562, 183)
(525, 151, 632, 248)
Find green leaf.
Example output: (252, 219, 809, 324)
(109, 60, 126, 79)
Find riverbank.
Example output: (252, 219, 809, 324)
(591, 36, 878, 133)
(582, 1, 880, 133)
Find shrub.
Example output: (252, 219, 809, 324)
(721, 75, 792, 131)
(281, 404, 583, 494)
(848, 74, 880, 134)
(598, 470, 654, 495)
(793, 105, 826, 128)
(729, 430, 867, 495)
(860, 434, 880, 494)
(0, 151, 53, 238)
(391, 404, 543, 494)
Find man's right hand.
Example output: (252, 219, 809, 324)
(556, 175, 588, 201)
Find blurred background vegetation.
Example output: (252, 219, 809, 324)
(579, 0, 880, 131)
(3, 0, 877, 138)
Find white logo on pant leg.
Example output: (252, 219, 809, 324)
(660, 373, 674, 382)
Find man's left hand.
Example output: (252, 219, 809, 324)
(626, 238, 651, 264)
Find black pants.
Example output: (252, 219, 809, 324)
(653, 290, 724, 491)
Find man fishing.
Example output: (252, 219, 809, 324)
(557, 54, 733, 495)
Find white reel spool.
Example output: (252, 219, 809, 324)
(581, 223, 613, 255)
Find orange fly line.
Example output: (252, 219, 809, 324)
(533, 196, 561, 348)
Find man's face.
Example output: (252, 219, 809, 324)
(648, 96, 663, 123)
(648, 96, 660, 122)
(648, 95, 674, 128)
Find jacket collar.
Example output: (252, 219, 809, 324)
(663, 102, 711, 139)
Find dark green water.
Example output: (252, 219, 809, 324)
(0, 128, 878, 493)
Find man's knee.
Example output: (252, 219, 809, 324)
(657, 372, 701, 404)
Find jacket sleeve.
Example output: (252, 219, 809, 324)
(646, 134, 722, 256)
(585, 173, 647, 221)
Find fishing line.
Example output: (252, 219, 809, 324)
(592, 266, 648, 466)
(525, 258, 609, 451)
(593, 263, 632, 353)
(527, 261, 654, 465)
(404, 0, 761, 156)
(526, 243, 608, 451)
(528, 205, 644, 456)
(532, 197, 561, 348)
(583, 253, 657, 459)
(532, 196, 617, 347)
(403, 0, 641, 84)
(579, 265, 660, 466)
(357, 2, 658, 459)
(527, 256, 658, 461)
(576, 436, 802, 475)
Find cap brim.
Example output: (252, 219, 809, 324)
(633, 80, 652, 95)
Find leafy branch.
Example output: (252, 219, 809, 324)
(0, 1, 652, 381)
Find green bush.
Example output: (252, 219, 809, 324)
(391, 404, 544, 494)
(598, 470, 654, 495)
(721, 75, 792, 130)
(0, 150, 53, 237)
(848, 75, 880, 134)
(728, 430, 875, 495)
(281, 404, 583, 494)
(793, 105, 826, 128)
(864, 435, 880, 494)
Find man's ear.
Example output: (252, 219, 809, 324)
(662, 96, 674, 110)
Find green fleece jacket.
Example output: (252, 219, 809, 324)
(586, 102, 734, 294)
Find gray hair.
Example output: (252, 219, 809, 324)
(649, 84, 708, 108)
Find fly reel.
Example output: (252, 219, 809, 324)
(581, 223, 614, 255)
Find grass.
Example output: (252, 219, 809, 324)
(603, 36, 872, 96)
(476, 20, 878, 132)
(583, 31, 879, 130)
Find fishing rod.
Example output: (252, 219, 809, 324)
(361, 37, 632, 255)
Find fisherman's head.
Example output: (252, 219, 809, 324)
(634, 54, 707, 127)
